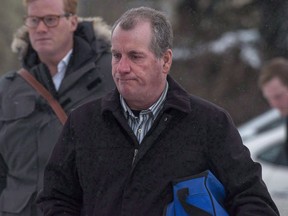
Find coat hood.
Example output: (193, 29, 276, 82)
(11, 17, 111, 59)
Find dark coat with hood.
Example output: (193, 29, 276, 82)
(0, 17, 115, 216)
(37, 76, 279, 216)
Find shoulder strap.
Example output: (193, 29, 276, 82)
(17, 68, 68, 125)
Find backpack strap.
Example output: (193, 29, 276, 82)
(17, 68, 68, 125)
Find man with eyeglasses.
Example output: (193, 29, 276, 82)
(0, 0, 114, 215)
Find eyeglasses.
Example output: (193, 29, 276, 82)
(24, 14, 72, 28)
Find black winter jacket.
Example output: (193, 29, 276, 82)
(0, 18, 115, 216)
(38, 76, 279, 216)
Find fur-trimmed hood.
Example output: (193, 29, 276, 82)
(11, 17, 112, 59)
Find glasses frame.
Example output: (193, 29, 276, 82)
(24, 13, 73, 29)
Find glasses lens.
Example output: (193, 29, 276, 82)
(44, 15, 59, 27)
(25, 17, 40, 28)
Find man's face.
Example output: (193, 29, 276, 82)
(262, 77, 288, 116)
(27, 0, 77, 61)
(111, 21, 172, 110)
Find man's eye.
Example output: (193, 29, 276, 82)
(45, 16, 57, 23)
(131, 55, 141, 60)
(113, 53, 121, 59)
(30, 17, 39, 23)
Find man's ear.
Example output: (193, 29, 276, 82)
(162, 49, 173, 74)
(70, 15, 78, 32)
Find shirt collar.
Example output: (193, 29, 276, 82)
(53, 49, 73, 90)
(120, 82, 169, 118)
(57, 49, 73, 73)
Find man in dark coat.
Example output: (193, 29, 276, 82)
(0, 0, 114, 215)
(37, 6, 280, 216)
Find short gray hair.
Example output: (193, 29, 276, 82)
(111, 6, 173, 58)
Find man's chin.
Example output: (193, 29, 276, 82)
(35, 48, 55, 58)
(34, 43, 53, 52)
(280, 110, 288, 117)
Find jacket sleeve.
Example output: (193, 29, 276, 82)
(206, 109, 279, 216)
(37, 115, 83, 215)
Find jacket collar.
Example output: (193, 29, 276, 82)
(101, 75, 192, 115)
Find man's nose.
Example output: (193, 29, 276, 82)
(117, 57, 130, 73)
(36, 20, 48, 32)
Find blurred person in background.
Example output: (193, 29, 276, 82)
(38, 6, 279, 216)
(0, 0, 114, 215)
(259, 57, 288, 156)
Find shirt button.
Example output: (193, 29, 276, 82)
(138, 128, 142, 134)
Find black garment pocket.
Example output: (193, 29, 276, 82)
(0, 95, 35, 121)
